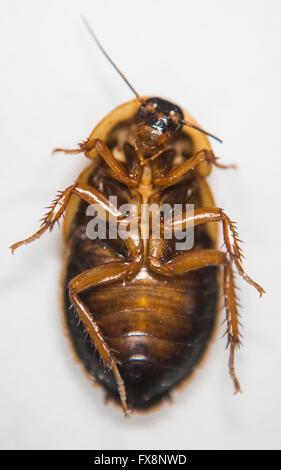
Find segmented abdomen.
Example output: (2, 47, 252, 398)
(63, 250, 217, 409)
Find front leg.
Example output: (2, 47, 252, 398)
(153, 149, 236, 187)
(53, 138, 140, 187)
(10, 182, 124, 253)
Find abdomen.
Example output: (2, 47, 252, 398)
(62, 235, 218, 410)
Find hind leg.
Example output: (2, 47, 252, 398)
(68, 254, 142, 415)
(148, 205, 265, 391)
(148, 245, 242, 392)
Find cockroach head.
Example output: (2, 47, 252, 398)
(136, 97, 184, 153)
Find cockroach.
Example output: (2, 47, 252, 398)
(11, 19, 265, 416)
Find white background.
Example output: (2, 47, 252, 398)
(1, 0, 280, 450)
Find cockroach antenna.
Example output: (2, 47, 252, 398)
(81, 16, 145, 104)
(82, 17, 222, 143)
(181, 120, 223, 144)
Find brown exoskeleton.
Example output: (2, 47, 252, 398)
(11, 19, 264, 416)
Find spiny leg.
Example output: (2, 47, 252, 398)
(11, 176, 144, 413)
(148, 203, 265, 392)
(53, 137, 140, 187)
(152, 148, 236, 188)
(224, 260, 241, 393)
(69, 214, 143, 415)
(69, 260, 141, 416)
(148, 245, 242, 393)
(165, 206, 265, 296)
(10, 182, 123, 253)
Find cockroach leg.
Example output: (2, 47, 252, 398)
(10, 182, 124, 253)
(11, 176, 143, 414)
(163, 206, 265, 296)
(224, 259, 241, 394)
(153, 149, 235, 187)
(148, 246, 242, 393)
(54, 137, 140, 187)
(52, 147, 82, 155)
(68, 261, 137, 416)
(68, 228, 143, 415)
(148, 204, 265, 392)
(212, 159, 237, 170)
